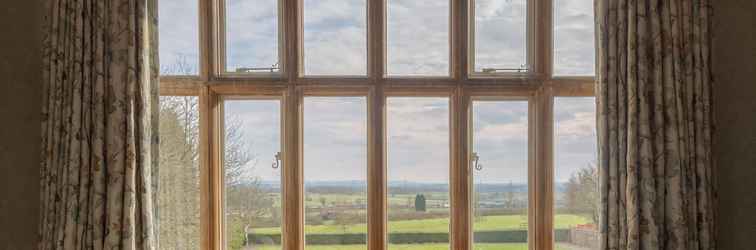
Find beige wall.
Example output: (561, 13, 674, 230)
(0, 1, 754, 249)
(0, 0, 43, 249)
(712, 1, 756, 249)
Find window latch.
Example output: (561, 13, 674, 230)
(272, 152, 282, 169)
(472, 152, 483, 171)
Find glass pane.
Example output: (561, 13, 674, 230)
(226, 0, 280, 73)
(159, 0, 199, 75)
(304, 0, 367, 76)
(553, 97, 598, 250)
(474, 0, 528, 73)
(554, 0, 595, 76)
(472, 101, 530, 250)
(304, 97, 368, 249)
(158, 96, 201, 249)
(387, 0, 449, 76)
(224, 99, 282, 250)
(387, 97, 450, 250)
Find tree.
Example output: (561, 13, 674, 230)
(504, 181, 516, 209)
(158, 96, 200, 249)
(564, 163, 599, 224)
(320, 197, 328, 208)
(473, 190, 483, 222)
(414, 194, 427, 212)
(157, 94, 268, 250)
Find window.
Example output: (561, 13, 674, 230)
(387, 97, 450, 249)
(472, 100, 530, 250)
(553, 0, 596, 76)
(223, 99, 283, 250)
(158, 0, 597, 249)
(387, 0, 450, 76)
(553, 97, 598, 250)
(303, 0, 368, 76)
(304, 97, 368, 249)
(158, 96, 201, 249)
(472, 0, 529, 74)
(225, 0, 281, 73)
(159, 0, 199, 75)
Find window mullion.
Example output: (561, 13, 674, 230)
(367, 85, 387, 250)
(450, 87, 472, 250)
(451, 0, 469, 80)
(199, 0, 211, 81)
(532, 86, 555, 250)
(367, 0, 385, 81)
(282, 86, 305, 250)
(283, 0, 302, 81)
(535, 0, 554, 79)
(200, 86, 223, 250)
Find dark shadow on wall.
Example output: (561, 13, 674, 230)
(0, 0, 43, 249)
(713, 1, 756, 250)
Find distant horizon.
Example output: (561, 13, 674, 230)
(248, 179, 580, 186)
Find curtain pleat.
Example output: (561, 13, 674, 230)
(39, 0, 158, 249)
(596, 0, 715, 249)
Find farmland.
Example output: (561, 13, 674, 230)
(227, 182, 596, 250)
(251, 214, 589, 234)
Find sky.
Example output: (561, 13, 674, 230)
(158, 0, 595, 76)
(159, 0, 597, 183)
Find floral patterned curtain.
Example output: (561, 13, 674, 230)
(595, 0, 715, 249)
(38, 0, 159, 249)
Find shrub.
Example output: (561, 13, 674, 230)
(246, 229, 571, 245)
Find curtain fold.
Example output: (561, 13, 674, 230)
(595, 0, 715, 249)
(39, 0, 159, 249)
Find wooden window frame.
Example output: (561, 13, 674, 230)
(158, 0, 596, 250)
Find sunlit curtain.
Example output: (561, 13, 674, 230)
(38, 0, 159, 249)
(595, 0, 715, 249)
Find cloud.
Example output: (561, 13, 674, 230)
(225, 100, 283, 181)
(554, 97, 597, 182)
(159, 0, 200, 74)
(556, 111, 595, 138)
(387, 98, 450, 182)
(474, 0, 528, 71)
(554, 0, 596, 75)
(158, 1, 598, 183)
(386, 0, 450, 75)
(471, 101, 529, 183)
(303, 97, 368, 181)
(225, 0, 279, 71)
(303, 0, 367, 75)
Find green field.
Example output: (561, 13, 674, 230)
(254, 243, 573, 250)
(251, 214, 588, 234)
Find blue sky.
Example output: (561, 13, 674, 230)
(159, 0, 597, 183)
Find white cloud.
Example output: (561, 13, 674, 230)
(159, 0, 200, 74)
(556, 111, 595, 138)
(554, 0, 596, 75)
(474, 0, 528, 71)
(158, 1, 599, 183)
(226, 0, 279, 71)
(386, 0, 450, 75)
(303, 0, 367, 75)
(304, 97, 368, 181)
(387, 98, 450, 182)
(554, 97, 597, 182)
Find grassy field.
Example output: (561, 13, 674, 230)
(251, 214, 588, 234)
(254, 243, 573, 250)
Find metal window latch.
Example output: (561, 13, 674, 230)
(272, 152, 282, 169)
(472, 152, 483, 171)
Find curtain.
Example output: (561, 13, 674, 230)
(595, 0, 715, 249)
(38, 0, 159, 249)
